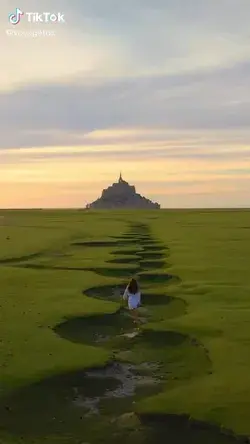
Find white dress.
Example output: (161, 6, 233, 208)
(123, 287, 141, 310)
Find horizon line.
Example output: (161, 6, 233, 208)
(0, 207, 249, 211)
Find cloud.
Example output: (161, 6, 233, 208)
(1, 0, 130, 92)
(1, 143, 250, 163)
(44, 0, 250, 75)
(1, 60, 250, 150)
(1, 0, 250, 148)
(2, 0, 250, 88)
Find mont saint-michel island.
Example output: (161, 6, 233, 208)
(86, 173, 160, 209)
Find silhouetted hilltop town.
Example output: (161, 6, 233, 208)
(86, 173, 160, 209)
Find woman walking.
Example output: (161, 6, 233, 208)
(122, 278, 141, 324)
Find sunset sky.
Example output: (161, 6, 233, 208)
(1, 0, 250, 208)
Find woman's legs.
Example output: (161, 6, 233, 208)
(131, 307, 139, 324)
(128, 296, 140, 324)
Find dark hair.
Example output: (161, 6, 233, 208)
(127, 278, 139, 294)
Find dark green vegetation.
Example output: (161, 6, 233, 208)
(0, 209, 250, 443)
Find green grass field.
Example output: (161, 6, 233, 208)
(0, 209, 250, 444)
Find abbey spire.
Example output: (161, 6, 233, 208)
(86, 173, 160, 209)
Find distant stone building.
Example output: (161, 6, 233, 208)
(87, 173, 160, 209)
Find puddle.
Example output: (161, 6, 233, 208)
(72, 362, 160, 417)
(94, 333, 111, 343)
(142, 293, 174, 305)
(138, 414, 241, 444)
(112, 249, 141, 256)
(74, 395, 99, 416)
(108, 257, 139, 264)
(53, 311, 134, 346)
(139, 252, 165, 260)
(86, 266, 140, 278)
(72, 240, 132, 247)
(83, 284, 125, 302)
(121, 331, 140, 339)
(140, 260, 165, 269)
(139, 273, 178, 284)
(142, 245, 165, 251)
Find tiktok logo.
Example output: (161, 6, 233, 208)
(8, 9, 65, 25)
(9, 8, 24, 25)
